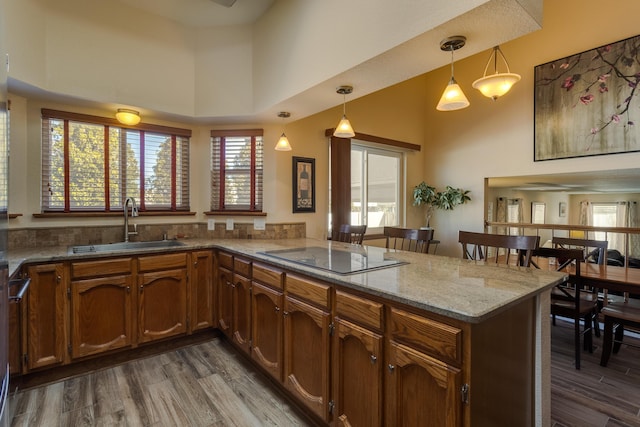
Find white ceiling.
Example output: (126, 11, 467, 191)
(487, 169, 640, 194)
(116, 0, 275, 28)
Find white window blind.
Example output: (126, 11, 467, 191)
(210, 131, 263, 211)
(41, 109, 190, 212)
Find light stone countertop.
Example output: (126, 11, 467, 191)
(8, 237, 566, 324)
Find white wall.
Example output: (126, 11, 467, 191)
(422, 0, 640, 256)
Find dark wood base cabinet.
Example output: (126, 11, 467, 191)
(213, 250, 543, 427)
(11, 250, 213, 376)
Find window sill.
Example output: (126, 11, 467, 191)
(205, 211, 267, 217)
(33, 211, 197, 218)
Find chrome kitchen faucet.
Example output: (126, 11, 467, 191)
(123, 197, 138, 242)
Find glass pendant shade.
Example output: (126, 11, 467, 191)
(334, 114, 355, 138)
(437, 78, 470, 111)
(274, 133, 292, 151)
(472, 46, 521, 100)
(115, 109, 141, 125)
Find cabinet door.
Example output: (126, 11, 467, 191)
(251, 282, 283, 381)
(217, 266, 233, 337)
(138, 268, 187, 343)
(283, 295, 331, 422)
(26, 263, 66, 370)
(71, 275, 133, 358)
(386, 341, 462, 427)
(190, 250, 214, 332)
(232, 274, 251, 354)
(333, 317, 383, 427)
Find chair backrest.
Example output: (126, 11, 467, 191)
(458, 231, 540, 266)
(335, 224, 367, 245)
(384, 227, 433, 253)
(531, 247, 584, 278)
(552, 237, 608, 265)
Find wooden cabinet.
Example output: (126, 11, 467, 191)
(137, 253, 188, 343)
(190, 250, 214, 332)
(332, 291, 384, 427)
(283, 274, 331, 423)
(25, 263, 67, 371)
(251, 263, 284, 381)
(216, 252, 233, 337)
(232, 257, 252, 354)
(386, 308, 463, 427)
(70, 258, 134, 359)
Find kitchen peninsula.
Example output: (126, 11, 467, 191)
(8, 238, 563, 426)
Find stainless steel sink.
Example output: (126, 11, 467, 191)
(69, 240, 186, 254)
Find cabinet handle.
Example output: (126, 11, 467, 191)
(370, 354, 377, 364)
(275, 306, 280, 312)
(194, 261, 198, 267)
(140, 285, 144, 291)
(388, 364, 395, 373)
(283, 311, 289, 316)
(126, 286, 131, 293)
(56, 275, 61, 284)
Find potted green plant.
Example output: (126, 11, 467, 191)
(413, 182, 471, 227)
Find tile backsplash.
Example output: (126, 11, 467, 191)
(8, 222, 306, 250)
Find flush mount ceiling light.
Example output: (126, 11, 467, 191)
(274, 112, 292, 151)
(115, 108, 141, 126)
(436, 36, 470, 112)
(472, 45, 521, 100)
(333, 85, 355, 138)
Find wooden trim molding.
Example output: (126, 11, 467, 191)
(324, 129, 421, 151)
(33, 211, 197, 218)
(205, 211, 267, 217)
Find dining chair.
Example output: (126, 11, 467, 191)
(552, 236, 607, 335)
(600, 297, 640, 367)
(458, 231, 539, 266)
(383, 227, 433, 253)
(531, 247, 597, 369)
(334, 224, 367, 245)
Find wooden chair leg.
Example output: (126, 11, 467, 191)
(600, 316, 614, 367)
(593, 310, 600, 337)
(574, 315, 581, 370)
(613, 323, 624, 354)
(583, 314, 593, 353)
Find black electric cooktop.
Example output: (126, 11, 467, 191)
(259, 246, 407, 275)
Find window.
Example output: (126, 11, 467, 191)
(41, 109, 191, 212)
(210, 129, 263, 212)
(350, 143, 403, 229)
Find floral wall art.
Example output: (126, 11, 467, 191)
(534, 34, 640, 160)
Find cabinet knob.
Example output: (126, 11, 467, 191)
(126, 286, 131, 293)
(370, 354, 377, 364)
(275, 306, 280, 312)
(388, 364, 395, 373)
(56, 275, 61, 284)
(283, 311, 289, 316)
(140, 285, 144, 291)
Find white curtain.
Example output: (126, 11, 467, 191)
(579, 200, 592, 226)
(628, 201, 640, 258)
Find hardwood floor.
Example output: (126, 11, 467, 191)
(8, 339, 313, 426)
(7, 319, 640, 426)
(551, 319, 640, 427)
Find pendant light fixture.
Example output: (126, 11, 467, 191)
(115, 108, 141, 125)
(472, 45, 521, 100)
(436, 36, 470, 112)
(333, 85, 355, 138)
(274, 112, 292, 151)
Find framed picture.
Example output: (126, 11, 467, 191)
(534, 34, 640, 161)
(292, 157, 315, 213)
(559, 202, 567, 218)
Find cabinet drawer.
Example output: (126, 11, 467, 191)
(336, 290, 383, 331)
(285, 274, 331, 309)
(252, 263, 283, 290)
(234, 257, 252, 278)
(390, 307, 462, 365)
(138, 252, 187, 272)
(218, 251, 233, 269)
(71, 258, 133, 279)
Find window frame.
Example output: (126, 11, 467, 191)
(41, 109, 191, 214)
(209, 129, 264, 213)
